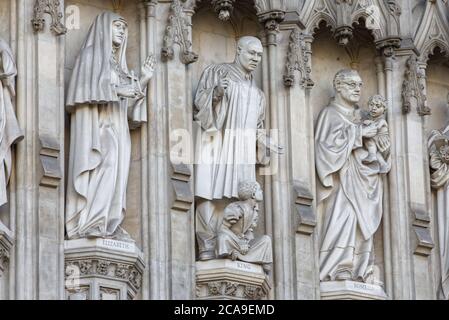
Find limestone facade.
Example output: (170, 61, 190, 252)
(0, 0, 449, 300)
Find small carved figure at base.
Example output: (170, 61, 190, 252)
(216, 181, 273, 274)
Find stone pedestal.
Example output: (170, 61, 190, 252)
(0, 222, 13, 277)
(320, 281, 388, 300)
(196, 259, 271, 300)
(64, 238, 145, 300)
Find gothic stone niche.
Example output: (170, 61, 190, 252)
(315, 69, 390, 300)
(192, 7, 275, 296)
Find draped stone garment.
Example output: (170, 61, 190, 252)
(428, 127, 449, 300)
(315, 102, 390, 281)
(0, 39, 23, 207)
(65, 12, 145, 239)
(194, 63, 266, 200)
(217, 201, 272, 265)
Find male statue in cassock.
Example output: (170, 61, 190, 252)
(315, 69, 391, 283)
(194, 36, 280, 261)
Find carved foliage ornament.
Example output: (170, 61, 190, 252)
(284, 29, 313, 88)
(161, 0, 198, 65)
(32, 0, 67, 36)
(200, 280, 266, 299)
(65, 259, 142, 290)
(402, 56, 429, 116)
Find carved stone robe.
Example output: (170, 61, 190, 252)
(315, 102, 390, 281)
(217, 201, 272, 265)
(194, 63, 265, 200)
(65, 12, 145, 239)
(0, 39, 23, 208)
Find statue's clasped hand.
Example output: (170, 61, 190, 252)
(361, 123, 378, 138)
(115, 84, 143, 99)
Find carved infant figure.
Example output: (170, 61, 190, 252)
(216, 180, 272, 273)
(362, 94, 390, 163)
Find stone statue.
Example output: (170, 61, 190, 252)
(362, 95, 390, 164)
(428, 94, 449, 299)
(194, 36, 280, 260)
(315, 69, 391, 283)
(0, 38, 23, 209)
(65, 12, 155, 240)
(217, 180, 272, 273)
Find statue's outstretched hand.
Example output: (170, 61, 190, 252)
(261, 134, 284, 154)
(141, 54, 156, 81)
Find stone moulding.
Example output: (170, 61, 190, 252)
(170, 162, 193, 212)
(32, 0, 67, 36)
(39, 135, 62, 188)
(293, 181, 315, 235)
(410, 203, 434, 257)
(161, 0, 198, 65)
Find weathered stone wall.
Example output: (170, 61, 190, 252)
(1, 0, 449, 300)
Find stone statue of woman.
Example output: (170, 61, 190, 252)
(0, 38, 23, 209)
(65, 12, 155, 240)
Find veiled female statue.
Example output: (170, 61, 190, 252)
(0, 38, 23, 208)
(65, 12, 155, 240)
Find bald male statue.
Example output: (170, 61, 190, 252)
(194, 36, 280, 260)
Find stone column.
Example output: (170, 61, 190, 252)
(281, 21, 319, 299)
(381, 43, 435, 299)
(258, 11, 297, 300)
(12, 0, 65, 299)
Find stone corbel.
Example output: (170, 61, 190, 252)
(170, 163, 193, 212)
(161, 0, 198, 65)
(410, 202, 434, 257)
(258, 10, 285, 45)
(334, 0, 354, 46)
(32, 0, 67, 36)
(293, 181, 315, 235)
(0, 222, 13, 277)
(283, 29, 313, 88)
(402, 55, 429, 116)
(211, 0, 236, 21)
(39, 135, 62, 188)
(375, 37, 402, 58)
